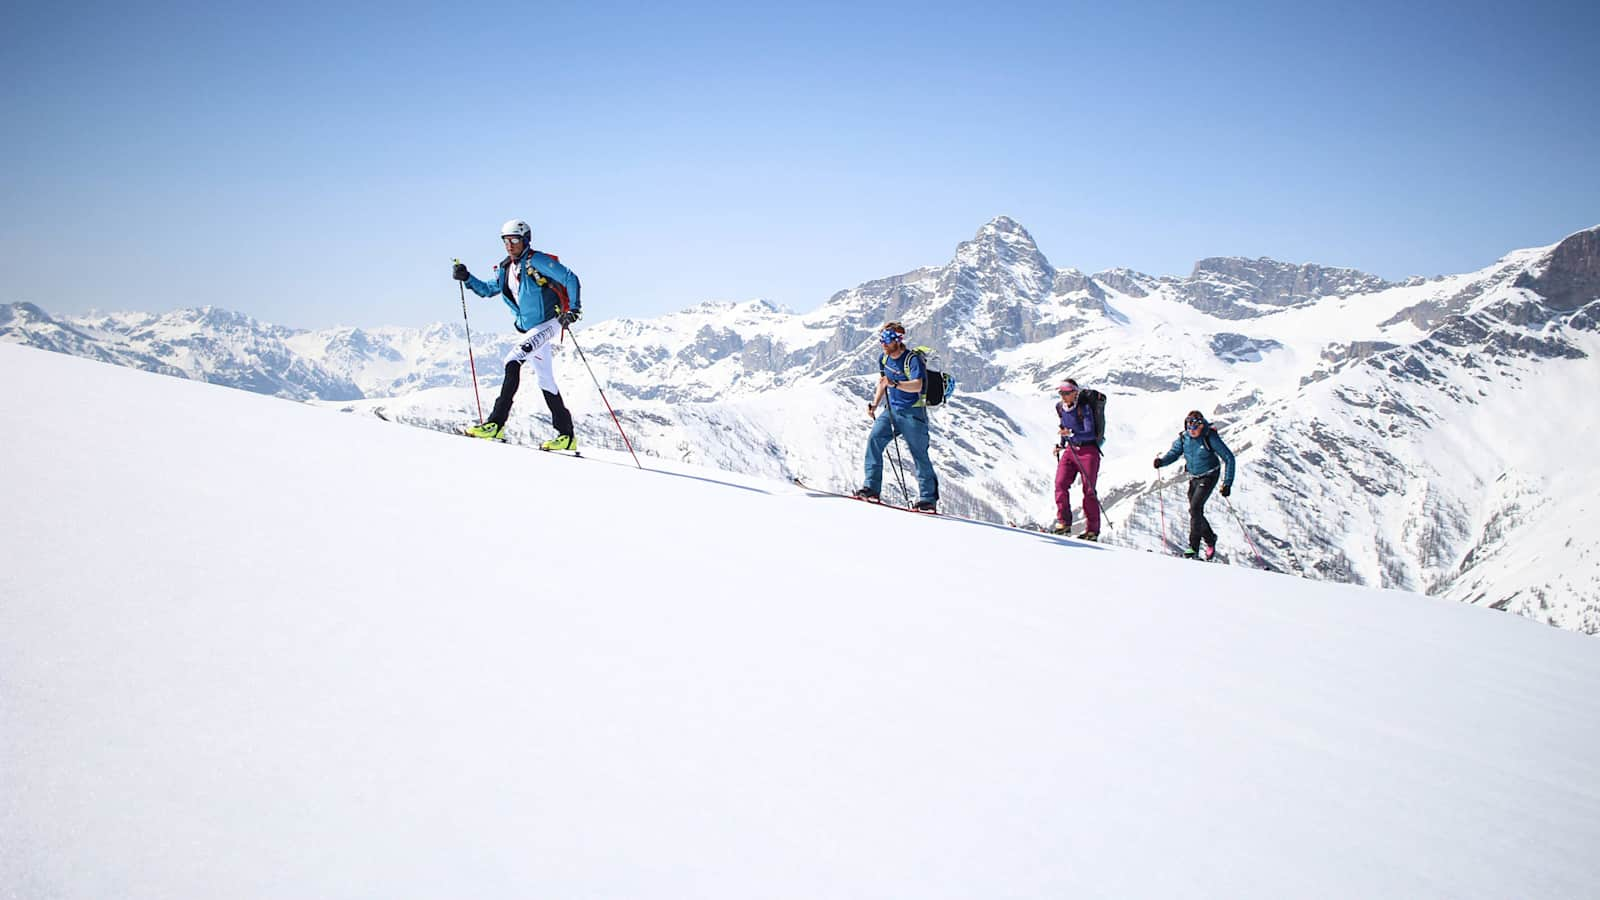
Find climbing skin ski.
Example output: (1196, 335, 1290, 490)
(791, 480, 1105, 547)
(459, 426, 507, 443)
(450, 425, 585, 457)
(792, 479, 936, 515)
(369, 409, 582, 457)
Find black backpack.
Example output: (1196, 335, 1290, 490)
(1077, 388, 1107, 446)
(882, 346, 953, 407)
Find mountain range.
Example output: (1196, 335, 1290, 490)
(5, 218, 1597, 634)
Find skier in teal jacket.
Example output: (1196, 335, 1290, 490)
(452, 219, 582, 450)
(1154, 410, 1237, 559)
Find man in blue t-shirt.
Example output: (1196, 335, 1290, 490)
(854, 322, 939, 511)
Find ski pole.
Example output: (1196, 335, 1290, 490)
(886, 413, 912, 506)
(454, 261, 485, 425)
(1222, 494, 1266, 569)
(1156, 474, 1174, 554)
(563, 325, 642, 469)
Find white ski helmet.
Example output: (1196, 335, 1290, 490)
(500, 219, 532, 243)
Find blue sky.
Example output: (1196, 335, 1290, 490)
(3, 0, 1596, 329)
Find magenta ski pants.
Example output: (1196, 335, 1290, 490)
(1054, 444, 1102, 533)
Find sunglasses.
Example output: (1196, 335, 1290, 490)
(1186, 418, 1204, 428)
(1059, 388, 1077, 395)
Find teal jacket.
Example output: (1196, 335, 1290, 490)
(1157, 425, 1236, 487)
(465, 249, 580, 333)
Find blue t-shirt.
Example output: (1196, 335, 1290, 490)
(880, 350, 926, 410)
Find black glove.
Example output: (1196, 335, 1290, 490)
(452, 262, 470, 282)
(1220, 484, 1232, 498)
(557, 308, 581, 326)
(1152, 457, 1162, 469)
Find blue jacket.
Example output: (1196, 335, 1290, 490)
(1158, 425, 1237, 486)
(1056, 401, 1098, 447)
(465, 249, 581, 333)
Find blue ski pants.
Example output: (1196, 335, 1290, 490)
(863, 406, 939, 504)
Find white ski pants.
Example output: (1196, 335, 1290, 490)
(503, 319, 564, 395)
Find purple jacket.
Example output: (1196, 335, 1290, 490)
(1057, 401, 1098, 447)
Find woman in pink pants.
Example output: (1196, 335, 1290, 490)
(1052, 380, 1101, 540)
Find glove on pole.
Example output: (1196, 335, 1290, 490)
(563, 325, 643, 469)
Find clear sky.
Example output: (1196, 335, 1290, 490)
(4, 0, 1596, 329)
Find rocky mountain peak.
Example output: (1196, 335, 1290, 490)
(953, 216, 1051, 277)
(976, 215, 1031, 238)
(0, 302, 50, 327)
(161, 305, 277, 335)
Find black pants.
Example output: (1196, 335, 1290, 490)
(487, 361, 574, 437)
(1187, 470, 1219, 552)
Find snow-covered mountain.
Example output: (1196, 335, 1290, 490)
(4, 219, 1597, 634)
(6, 342, 1600, 899)
(0, 303, 362, 401)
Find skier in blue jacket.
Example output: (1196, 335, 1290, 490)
(452, 219, 582, 449)
(854, 322, 939, 511)
(1154, 410, 1237, 559)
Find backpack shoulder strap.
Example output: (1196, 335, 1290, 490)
(905, 349, 929, 404)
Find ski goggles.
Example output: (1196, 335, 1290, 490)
(878, 328, 903, 345)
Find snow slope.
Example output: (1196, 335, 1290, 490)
(7, 221, 1599, 633)
(3, 343, 1599, 899)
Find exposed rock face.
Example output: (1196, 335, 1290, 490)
(1210, 333, 1285, 363)
(1514, 227, 1600, 311)
(1093, 268, 1154, 298)
(1180, 258, 1392, 319)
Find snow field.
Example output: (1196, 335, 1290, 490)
(2, 343, 1599, 899)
